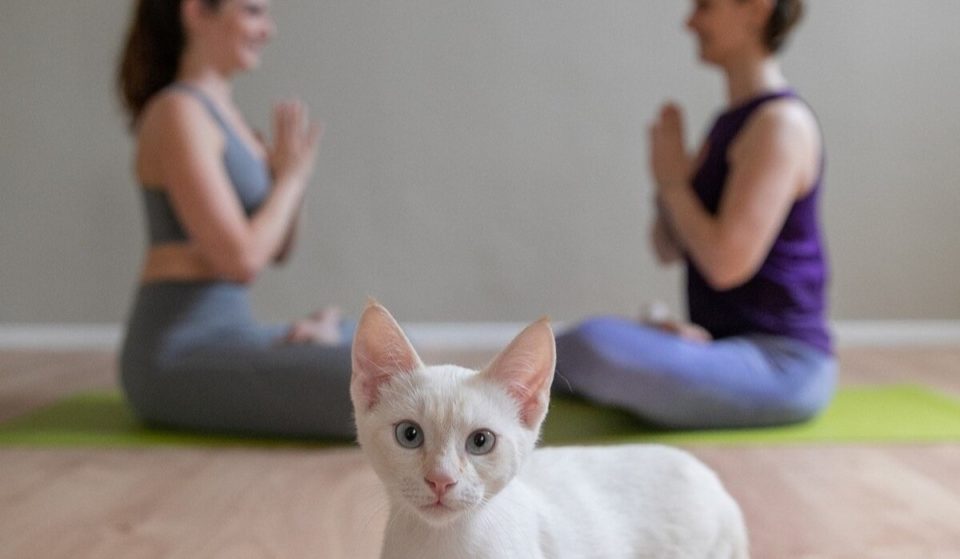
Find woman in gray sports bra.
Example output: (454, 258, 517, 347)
(116, 0, 353, 438)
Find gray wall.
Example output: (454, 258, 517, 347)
(2, 1, 958, 324)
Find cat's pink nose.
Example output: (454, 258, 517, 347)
(425, 473, 457, 497)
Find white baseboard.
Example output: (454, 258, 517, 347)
(1, 321, 959, 351)
(832, 321, 960, 347)
(0, 323, 536, 351)
(0, 324, 122, 350)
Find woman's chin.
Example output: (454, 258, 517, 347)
(696, 48, 721, 66)
(238, 51, 263, 71)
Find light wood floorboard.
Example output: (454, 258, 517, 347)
(2, 347, 960, 558)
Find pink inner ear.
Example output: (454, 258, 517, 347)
(484, 318, 556, 428)
(506, 376, 551, 429)
(356, 365, 392, 410)
(354, 345, 418, 410)
(351, 302, 423, 411)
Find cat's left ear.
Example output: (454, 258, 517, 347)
(481, 317, 556, 430)
(351, 300, 425, 412)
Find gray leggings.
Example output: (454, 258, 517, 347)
(120, 282, 355, 439)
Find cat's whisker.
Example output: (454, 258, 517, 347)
(477, 504, 516, 551)
(488, 489, 538, 518)
(353, 482, 391, 534)
(553, 370, 574, 392)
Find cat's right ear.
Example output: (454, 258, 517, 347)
(481, 317, 556, 430)
(351, 300, 424, 412)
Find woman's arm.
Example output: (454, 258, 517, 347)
(252, 127, 303, 265)
(144, 95, 319, 283)
(265, 101, 321, 266)
(273, 203, 301, 264)
(646, 103, 690, 266)
(650, 100, 818, 290)
(650, 209, 684, 265)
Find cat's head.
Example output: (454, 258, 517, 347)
(350, 301, 555, 526)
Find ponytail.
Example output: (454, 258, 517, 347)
(116, 0, 221, 124)
(764, 0, 804, 53)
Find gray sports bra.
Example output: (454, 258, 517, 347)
(142, 83, 270, 244)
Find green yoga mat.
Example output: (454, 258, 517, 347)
(1, 385, 959, 448)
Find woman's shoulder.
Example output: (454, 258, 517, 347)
(135, 86, 225, 178)
(732, 96, 819, 158)
(138, 87, 218, 141)
(750, 95, 819, 139)
(732, 94, 822, 190)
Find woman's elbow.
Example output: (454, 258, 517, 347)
(230, 265, 259, 284)
(216, 250, 263, 284)
(701, 257, 758, 291)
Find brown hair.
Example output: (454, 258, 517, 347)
(764, 0, 804, 53)
(117, 0, 222, 123)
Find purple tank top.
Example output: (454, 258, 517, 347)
(686, 90, 832, 354)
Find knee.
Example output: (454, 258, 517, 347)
(558, 316, 639, 349)
(778, 359, 838, 424)
(570, 316, 623, 338)
(780, 381, 836, 425)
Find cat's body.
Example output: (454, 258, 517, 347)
(383, 440, 746, 559)
(351, 302, 748, 559)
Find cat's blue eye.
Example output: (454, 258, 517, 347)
(466, 429, 496, 455)
(394, 421, 424, 449)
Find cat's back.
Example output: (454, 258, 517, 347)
(525, 444, 720, 494)
(522, 444, 748, 558)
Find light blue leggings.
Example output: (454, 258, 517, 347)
(553, 316, 837, 429)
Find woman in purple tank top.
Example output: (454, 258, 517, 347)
(555, 0, 836, 428)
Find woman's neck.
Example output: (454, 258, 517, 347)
(722, 55, 788, 107)
(176, 52, 234, 102)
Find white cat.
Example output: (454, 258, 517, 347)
(351, 301, 749, 559)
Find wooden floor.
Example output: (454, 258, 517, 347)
(2, 347, 960, 558)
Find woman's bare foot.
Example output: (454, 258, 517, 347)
(638, 301, 712, 343)
(284, 307, 343, 345)
(652, 320, 713, 343)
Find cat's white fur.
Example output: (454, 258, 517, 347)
(351, 301, 749, 559)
